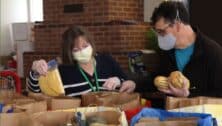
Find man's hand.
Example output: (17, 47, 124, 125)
(158, 79, 190, 97)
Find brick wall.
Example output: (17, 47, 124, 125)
(34, 23, 149, 53)
(23, 0, 153, 76)
(43, 0, 144, 24)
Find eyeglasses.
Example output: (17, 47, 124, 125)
(153, 23, 173, 36)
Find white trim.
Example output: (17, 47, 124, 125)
(28, 78, 39, 87)
(99, 87, 109, 90)
(27, 83, 40, 92)
(67, 89, 92, 97)
(63, 82, 88, 89)
(27, 0, 31, 41)
(99, 87, 120, 91)
(64, 79, 108, 89)
(98, 79, 107, 82)
(140, 49, 156, 54)
(29, 71, 38, 81)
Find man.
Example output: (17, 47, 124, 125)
(151, 1, 222, 97)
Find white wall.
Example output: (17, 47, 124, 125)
(30, 0, 43, 22)
(0, 0, 28, 56)
(0, 0, 42, 56)
(144, 0, 165, 22)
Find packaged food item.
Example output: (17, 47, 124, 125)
(39, 60, 65, 96)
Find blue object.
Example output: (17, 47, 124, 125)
(47, 59, 58, 70)
(6, 108, 13, 113)
(75, 112, 86, 126)
(130, 108, 213, 126)
(0, 103, 4, 113)
(76, 112, 82, 124)
(175, 43, 194, 71)
(0, 103, 14, 113)
(128, 51, 147, 75)
(213, 118, 218, 126)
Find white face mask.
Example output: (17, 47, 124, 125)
(72, 45, 93, 63)
(158, 33, 176, 50)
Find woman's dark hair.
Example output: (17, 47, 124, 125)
(62, 26, 96, 65)
(151, 1, 190, 25)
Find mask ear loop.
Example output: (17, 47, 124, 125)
(175, 9, 181, 33)
(175, 9, 181, 22)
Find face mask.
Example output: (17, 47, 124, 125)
(72, 45, 93, 63)
(158, 33, 176, 50)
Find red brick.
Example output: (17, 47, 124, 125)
(23, 0, 154, 75)
(43, 0, 144, 24)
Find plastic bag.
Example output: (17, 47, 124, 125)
(39, 60, 65, 96)
(131, 108, 213, 126)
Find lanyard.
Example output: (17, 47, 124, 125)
(78, 62, 99, 92)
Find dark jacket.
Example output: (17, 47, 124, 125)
(27, 54, 127, 97)
(158, 28, 222, 97)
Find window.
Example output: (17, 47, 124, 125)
(0, 0, 43, 55)
(29, 0, 43, 22)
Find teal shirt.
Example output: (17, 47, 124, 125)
(175, 43, 194, 72)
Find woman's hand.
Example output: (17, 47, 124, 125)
(102, 77, 121, 90)
(120, 80, 136, 93)
(158, 79, 190, 97)
(31, 59, 48, 76)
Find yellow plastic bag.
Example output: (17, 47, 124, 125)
(39, 68, 65, 96)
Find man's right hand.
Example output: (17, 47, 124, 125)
(158, 79, 190, 97)
(31, 59, 48, 76)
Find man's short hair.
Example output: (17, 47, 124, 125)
(151, 1, 190, 25)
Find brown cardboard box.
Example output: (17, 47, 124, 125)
(166, 96, 222, 110)
(82, 92, 141, 111)
(28, 92, 81, 110)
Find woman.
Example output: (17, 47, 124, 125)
(27, 26, 136, 97)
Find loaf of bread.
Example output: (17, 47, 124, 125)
(169, 71, 190, 89)
(154, 76, 169, 90)
(154, 71, 190, 90)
